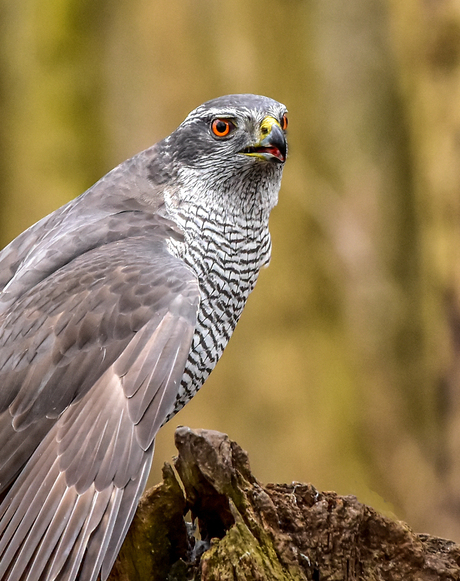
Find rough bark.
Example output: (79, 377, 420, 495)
(108, 427, 460, 581)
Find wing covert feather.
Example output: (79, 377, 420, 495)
(0, 232, 200, 581)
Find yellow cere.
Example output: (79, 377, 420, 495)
(260, 116, 281, 138)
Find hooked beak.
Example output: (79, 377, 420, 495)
(240, 116, 287, 163)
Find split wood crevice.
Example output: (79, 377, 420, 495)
(109, 427, 460, 581)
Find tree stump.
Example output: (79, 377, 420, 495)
(109, 427, 460, 580)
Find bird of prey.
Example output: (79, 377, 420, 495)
(0, 94, 288, 580)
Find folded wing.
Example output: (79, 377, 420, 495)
(0, 234, 200, 581)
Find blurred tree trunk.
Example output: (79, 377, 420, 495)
(381, 0, 460, 537)
(292, 0, 436, 535)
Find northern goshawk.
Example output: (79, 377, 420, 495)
(0, 94, 288, 580)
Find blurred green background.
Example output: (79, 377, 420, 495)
(2, 0, 460, 541)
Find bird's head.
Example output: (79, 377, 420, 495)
(175, 94, 287, 166)
(150, 94, 288, 216)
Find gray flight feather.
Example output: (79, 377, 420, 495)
(0, 94, 287, 580)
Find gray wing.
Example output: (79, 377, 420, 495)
(0, 143, 169, 311)
(0, 235, 200, 581)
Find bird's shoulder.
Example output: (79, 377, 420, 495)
(0, 145, 183, 311)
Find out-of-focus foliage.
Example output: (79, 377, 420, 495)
(1, 0, 460, 541)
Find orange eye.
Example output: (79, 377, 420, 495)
(281, 113, 288, 131)
(211, 118, 234, 137)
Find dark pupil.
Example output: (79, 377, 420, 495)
(216, 121, 227, 133)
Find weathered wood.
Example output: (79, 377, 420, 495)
(108, 427, 460, 580)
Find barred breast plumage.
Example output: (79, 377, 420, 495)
(0, 94, 287, 581)
(165, 204, 273, 418)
